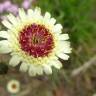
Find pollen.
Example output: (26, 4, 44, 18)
(19, 24, 54, 58)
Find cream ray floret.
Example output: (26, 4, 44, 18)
(0, 7, 71, 76)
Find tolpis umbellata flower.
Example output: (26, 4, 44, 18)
(0, 7, 71, 76)
(7, 79, 20, 94)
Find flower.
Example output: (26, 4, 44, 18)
(6, 4, 18, 15)
(7, 80, 20, 94)
(3, 1, 11, 9)
(0, 0, 11, 14)
(0, 0, 32, 20)
(0, 7, 71, 76)
(22, 0, 31, 10)
(0, 4, 5, 13)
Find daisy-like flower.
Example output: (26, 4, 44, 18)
(7, 80, 20, 94)
(0, 7, 71, 76)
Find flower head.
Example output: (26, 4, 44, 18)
(0, 4, 5, 13)
(22, 0, 31, 10)
(3, 1, 11, 9)
(0, 7, 71, 76)
(0, 0, 32, 20)
(7, 80, 20, 94)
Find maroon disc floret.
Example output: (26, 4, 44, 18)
(19, 24, 54, 58)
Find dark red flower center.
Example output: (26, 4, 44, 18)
(19, 24, 54, 58)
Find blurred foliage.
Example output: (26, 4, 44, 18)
(0, 62, 8, 74)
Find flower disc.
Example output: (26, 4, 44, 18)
(19, 24, 54, 58)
